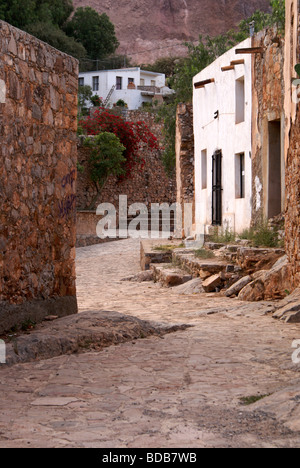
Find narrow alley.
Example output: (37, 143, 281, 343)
(0, 239, 300, 448)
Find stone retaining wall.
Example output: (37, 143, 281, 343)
(76, 110, 176, 243)
(76, 110, 175, 212)
(0, 21, 79, 332)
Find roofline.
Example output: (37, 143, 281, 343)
(79, 67, 164, 77)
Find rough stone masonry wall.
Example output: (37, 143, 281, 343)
(175, 103, 194, 238)
(0, 21, 79, 333)
(285, 0, 300, 288)
(251, 27, 285, 226)
(76, 110, 176, 245)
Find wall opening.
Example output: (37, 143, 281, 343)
(235, 152, 245, 199)
(268, 120, 282, 218)
(116, 76, 122, 90)
(201, 149, 207, 189)
(235, 76, 245, 124)
(212, 150, 222, 226)
(92, 76, 99, 91)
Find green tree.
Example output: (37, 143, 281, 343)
(141, 57, 184, 79)
(84, 132, 126, 196)
(0, 0, 36, 29)
(37, 0, 74, 27)
(26, 21, 86, 59)
(64, 7, 119, 60)
(0, 1, 119, 62)
(78, 85, 93, 109)
(0, 0, 74, 29)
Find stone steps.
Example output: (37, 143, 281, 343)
(141, 239, 289, 298)
(172, 250, 232, 279)
(151, 263, 192, 288)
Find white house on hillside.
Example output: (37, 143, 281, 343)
(193, 38, 252, 236)
(79, 67, 173, 110)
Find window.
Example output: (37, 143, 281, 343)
(151, 80, 156, 87)
(201, 149, 207, 189)
(235, 76, 245, 124)
(128, 78, 134, 84)
(92, 76, 99, 92)
(140, 79, 145, 86)
(116, 76, 122, 90)
(78, 77, 84, 87)
(235, 153, 245, 199)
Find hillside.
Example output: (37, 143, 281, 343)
(73, 0, 271, 64)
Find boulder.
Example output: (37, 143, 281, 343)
(273, 288, 300, 323)
(151, 264, 192, 288)
(202, 273, 223, 292)
(238, 255, 293, 302)
(236, 247, 285, 274)
(121, 271, 154, 282)
(172, 278, 204, 295)
(225, 275, 252, 297)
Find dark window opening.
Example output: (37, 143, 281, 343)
(212, 150, 222, 226)
(116, 77, 122, 90)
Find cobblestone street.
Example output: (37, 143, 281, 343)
(0, 239, 300, 447)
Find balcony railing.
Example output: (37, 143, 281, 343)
(137, 85, 161, 94)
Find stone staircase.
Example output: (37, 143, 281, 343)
(140, 239, 287, 297)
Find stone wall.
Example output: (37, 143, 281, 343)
(285, 0, 300, 288)
(0, 21, 79, 332)
(76, 110, 176, 244)
(175, 103, 194, 238)
(285, 106, 300, 287)
(251, 28, 285, 225)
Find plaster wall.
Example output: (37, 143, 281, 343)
(193, 38, 252, 235)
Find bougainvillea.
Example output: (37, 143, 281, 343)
(79, 108, 159, 180)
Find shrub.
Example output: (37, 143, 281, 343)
(194, 249, 215, 259)
(210, 227, 236, 243)
(79, 109, 159, 181)
(239, 220, 283, 248)
(116, 99, 127, 107)
(84, 132, 126, 191)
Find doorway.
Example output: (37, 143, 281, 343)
(212, 150, 222, 225)
(268, 120, 282, 218)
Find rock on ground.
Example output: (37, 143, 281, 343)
(238, 256, 293, 301)
(4, 311, 189, 366)
(273, 288, 300, 323)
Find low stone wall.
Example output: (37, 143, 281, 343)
(0, 21, 79, 332)
(76, 110, 176, 244)
(76, 211, 120, 247)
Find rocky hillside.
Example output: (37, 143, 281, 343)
(73, 0, 270, 64)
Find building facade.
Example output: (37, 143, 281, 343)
(193, 38, 253, 236)
(78, 67, 173, 110)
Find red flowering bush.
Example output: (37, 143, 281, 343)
(79, 109, 159, 180)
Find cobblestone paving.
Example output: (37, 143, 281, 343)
(0, 239, 300, 447)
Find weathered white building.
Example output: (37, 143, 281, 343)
(79, 67, 173, 110)
(193, 38, 253, 235)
